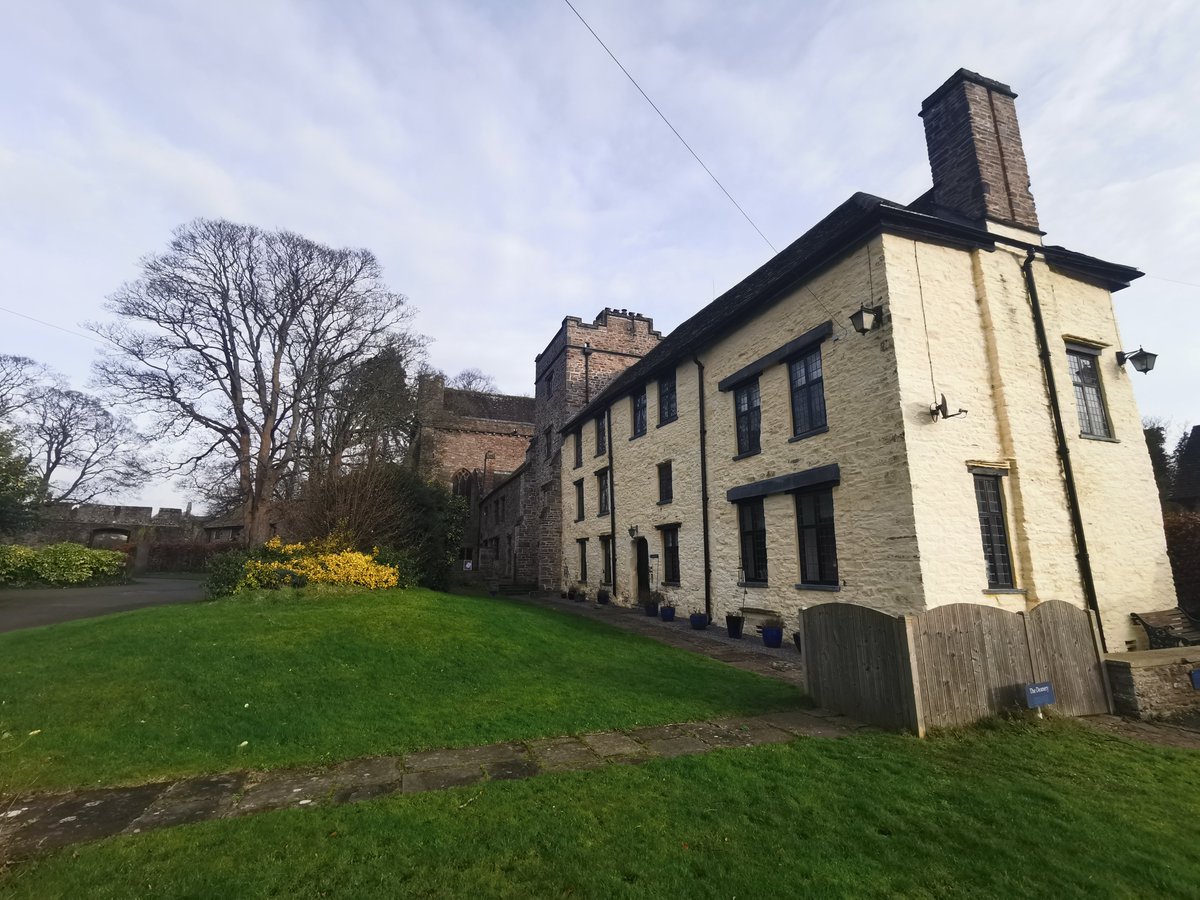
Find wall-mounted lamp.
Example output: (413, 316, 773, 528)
(1116, 347, 1157, 374)
(849, 304, 884, 335)
(628, 525, 639, 538)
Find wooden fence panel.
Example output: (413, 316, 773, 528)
(1026, 600, 1112, 716)
(802, 603, 919, 732)
(909, 604, 1035, 730)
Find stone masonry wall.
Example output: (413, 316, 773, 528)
(920, 71, 1039, 232)
(1106, 649, 1200, 719)
(523, 309, 661, 589)
(886, 234, 1175, 650)
(563, 238, 927, 629)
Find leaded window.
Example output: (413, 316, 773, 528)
(597, 469, 610, 516)
(795, 487, 837, 586)
(573, 431, 582, 468)
(577, 538, 588, 583)
(662, 526, 680, 584)
(658, 373, 677, 425)
(574, 479, 584, 522)
(734, 380, 761, 456)
(1067, 349, 1111, 438)
(974, 474, 1014, 589)
(658, 461, 673, 504)
(738, 498, 768, 583)
(789, 347, 827, 437)
(632, 389, 647, 438)
(599, 534, 612, 584)
(595, 414, 606, 456)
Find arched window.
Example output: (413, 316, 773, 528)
(451, 468, 473, 497)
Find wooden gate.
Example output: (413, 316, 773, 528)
(800, 599, 1111, 734)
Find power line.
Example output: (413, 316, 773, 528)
(1145, 274, 1200, 290)
(0, 304, 107, 346)
(561, 0, 778, 254)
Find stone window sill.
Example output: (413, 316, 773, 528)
(794, 583, 840, 592)
(983, 588, 1026, 595)
(737, 581, 768, 588)
(1079, 433, 1120, 444)
(732, 449, 761, 462)
(662, 580, 681, 587)
(788, 425, 829, 444)
(657, 416, 678, 429)
(657, 499, 672, 506)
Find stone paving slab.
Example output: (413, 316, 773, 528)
(2, 783, 167, 859)
(126, 773, 245, 833)
(401, 766, 485, 794)
(233, 770, 342, 816)
(640, 735, 710, 758)
(580, 731, 646, 757)
(405, 742, 526, 772)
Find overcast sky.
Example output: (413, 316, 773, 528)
(2, 0, 1197, 509)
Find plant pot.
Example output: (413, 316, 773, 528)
(726, 614, 745, 639)
(596, 594, 609, 605)
(644, 602, 659, 617)
(567, 590, 577, 601)
(560, 592, 567, 599)
(762, 625, 783, 648)
(792, 631, 803, 655)
(659, 606, 676, 622)
(689, 613, 709, 630)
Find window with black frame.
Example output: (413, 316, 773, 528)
(595, 414, 606, 456)
(657, 461, 672, 504)
(974, 473, 1014, 589)
(599, 534, 612, 584)
(658, 372, 677, 425)
(789, 347, 827, 437)
(631, 389, 647, 438)
(738, 498, 768, 583)
(574, 479, 584, 522)
(577, 538, 588, 583)
(661, 526, 680, 584)
(597, 469, 610, 515)
(573, 431, 582, 468)
(795, 487, 837, 586)
(1067, 348, 1111, 438)
(734, 379, 761, 456)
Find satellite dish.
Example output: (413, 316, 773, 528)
(930, 392, 968, 422)
(937, 394, 950, 419)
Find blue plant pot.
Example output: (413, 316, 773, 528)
(644, 602, 659, 617)
(762, 626, 783, 648)
(689, 613, 709, 630)
(660, 606, 676, 622)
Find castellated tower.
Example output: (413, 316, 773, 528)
(518, 308, 661, 589)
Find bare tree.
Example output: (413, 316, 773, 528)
(447, 368, 499, 393)
(92, 218, 418, 544)
(0, 355, 55, 422)
(21, 387, 148, 504)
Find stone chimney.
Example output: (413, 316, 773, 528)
(919, 69, 1040, 232)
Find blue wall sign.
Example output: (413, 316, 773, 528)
(1190, 669, 1200, 691)
(1025, 682, 1056, 708)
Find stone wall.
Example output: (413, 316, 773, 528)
(20, 503, 203, 547)
(1106, 649, 1200, 719)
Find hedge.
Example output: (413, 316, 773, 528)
(0, 542, 128, 587)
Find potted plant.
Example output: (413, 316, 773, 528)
(689, 608, 709, 630)
(643, 590, 664, 617)
(761, 616, 784, 648)
(596, 587, 610, 605)
(577, 587, 591, 605)
(726, 577, 748, 639)
(566, 584, 578, 601)
(659, 597, 676, 622)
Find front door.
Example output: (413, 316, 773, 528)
(635, 537, 651, 602)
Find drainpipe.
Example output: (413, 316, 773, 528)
(694, 357, 713, 621)
(606, 405, 617, 596)
(1020, 249, 1106, 650)
(583, 342, 592, 404)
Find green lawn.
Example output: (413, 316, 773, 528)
(0, 588, 802, 793)
(3, 721, 1196, 898)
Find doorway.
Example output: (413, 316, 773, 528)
(634, 537, 651, 603)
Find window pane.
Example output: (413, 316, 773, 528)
(1067, 350, 1111, 438)
(974, 474, 1014, 589)
(796, 488, 837, 585)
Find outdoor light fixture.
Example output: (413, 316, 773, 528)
(628, 525, 639, 538)
(849, 304, 884, 335)
(1116, 347, 1158, 374)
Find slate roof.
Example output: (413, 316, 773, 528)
(561, 191, 1142, 434)
(444, 389, 536, 424)
(1172, 425, 1200, 505)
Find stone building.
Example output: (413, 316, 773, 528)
(25, 503, 203, 547)
(554, 70, 1175, 651)
(478, 309, 661, 588)
(409, 373, 537, 568)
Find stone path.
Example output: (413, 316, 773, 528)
(1081, 713, 1200, 751)
(516, 592, 807, 688)
(0, 708, 864, 861)
(0, 577, 205, 634)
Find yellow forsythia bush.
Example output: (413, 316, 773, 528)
(236, 537, 399, 592)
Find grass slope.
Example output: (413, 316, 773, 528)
(0, 589, 801, 792)
(3, 722, 1197, 898)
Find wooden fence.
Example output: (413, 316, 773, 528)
(799, 600, 1111, 735)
